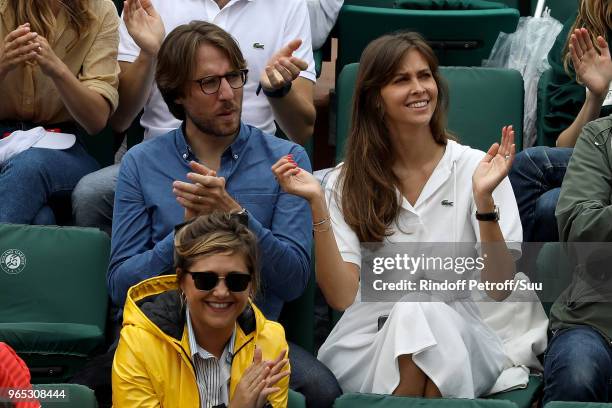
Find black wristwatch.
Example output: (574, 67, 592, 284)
(233, 207, 249, 226)
(256, 82, 292, 98)
(475, 205, 500, 222)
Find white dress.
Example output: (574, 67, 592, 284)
(317, 140, 523, 397)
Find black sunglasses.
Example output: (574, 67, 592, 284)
(186, 271, 251, 292)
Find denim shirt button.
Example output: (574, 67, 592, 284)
(233, 154, 238, 160)
(182, 153, 188, 159)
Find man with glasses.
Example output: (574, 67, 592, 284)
(72, 0, 316, 236)
(107, 21, 341, 407)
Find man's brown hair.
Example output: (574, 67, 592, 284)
(156, 21, 247, 121)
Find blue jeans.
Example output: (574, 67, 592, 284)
(508, 146, 573, 242)
(543, 326, 612, 405)
(0, 137, 99, 225)
(72, 163, 119, 236)
(289, 342, 342, 408)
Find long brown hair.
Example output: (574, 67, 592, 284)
(339, 31, 453, 242)
(563, 0, 612, 73)
(11, 0, 93, 49)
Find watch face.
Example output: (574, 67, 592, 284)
(232, 210, 248, 226)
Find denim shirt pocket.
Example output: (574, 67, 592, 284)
(234, 193, 277, 228)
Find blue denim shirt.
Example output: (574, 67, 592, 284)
(108, 123, 312, 319)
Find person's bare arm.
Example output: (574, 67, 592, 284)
(110, 0, 165, 133)
(260, 40, 316, 145)
(557, 28, 612, 147)
(272, 156, 359, 310)
(267, 77, 315, 146)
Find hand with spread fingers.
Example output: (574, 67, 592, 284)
(173, 161, 241, 220)
(0, 23, 40, 78)
(123, 0, 165, 57)
(472, 125, 516, 198)
(230, 347, 289, 408)
(271, 154, 322, 203)
(569, 27, 612, 98)
(260, 39, 308, 92)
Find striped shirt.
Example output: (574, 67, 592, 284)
(186, 308, 236, 408)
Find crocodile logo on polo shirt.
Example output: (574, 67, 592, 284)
(253, 42, 265, 49)
(1, 249, 26, 275)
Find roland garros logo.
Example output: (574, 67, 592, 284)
(1, 249, 26, 275)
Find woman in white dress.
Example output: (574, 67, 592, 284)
(271, 32, 523, 398)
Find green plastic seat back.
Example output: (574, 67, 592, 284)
(278, 249, 315, 354)
(334, 393, 520, 408)
(288, 389, 307, 408)
(0, 224, 109, 326)
(486, 375, 544, 408)
(0, 224, 110, 381)
(545, 402, 612, 408)
(344, 0, 397, 7)
(536, 67, 555, 147)
(33, 384, 98, 408)
(335, 64, 524, 163)
(397, 0, 508, 10)
(336, 4, 519, 73)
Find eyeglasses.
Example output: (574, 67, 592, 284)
(186, 271, 252, 292)
(193, 69, 249, 95)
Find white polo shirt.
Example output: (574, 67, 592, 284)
(118, 0, 316, 140)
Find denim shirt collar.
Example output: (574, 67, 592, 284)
(174, 122, 250, 163)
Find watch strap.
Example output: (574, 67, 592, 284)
(475, 205, 499, 222)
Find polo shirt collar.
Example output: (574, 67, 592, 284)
(175, 122, 250, 163)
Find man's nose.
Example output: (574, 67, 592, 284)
(217, 77, 234, 100)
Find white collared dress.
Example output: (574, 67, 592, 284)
(317, 140, 523, 397)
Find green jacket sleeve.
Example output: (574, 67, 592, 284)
(556, 119, 612, 242)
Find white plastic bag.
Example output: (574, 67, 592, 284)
(485, 10, 563, 148)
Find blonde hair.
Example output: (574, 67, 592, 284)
(563, 0, 612, 73)
(174, 213, 259, 297)
(10, 0, 94, 49)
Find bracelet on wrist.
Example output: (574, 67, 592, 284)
(313, 216, 331, 233)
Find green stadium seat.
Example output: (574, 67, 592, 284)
(344, 0, 397, 6)
(334, 392, 523, 408)
(335, 63, 524, 163)
(336, 4, 519, 74)
(486, 375, 544, 408)
(289, 389, 307, 408)
(279, 250, 316, 354)
(33, 384, 98, 407)
(545, 402, 612, 408)
(0, 224, 110, 383)
(536, 68, 555, 147)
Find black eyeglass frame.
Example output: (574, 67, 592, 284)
(185, 271, 252, 292)
(193, 69, 249, 95)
